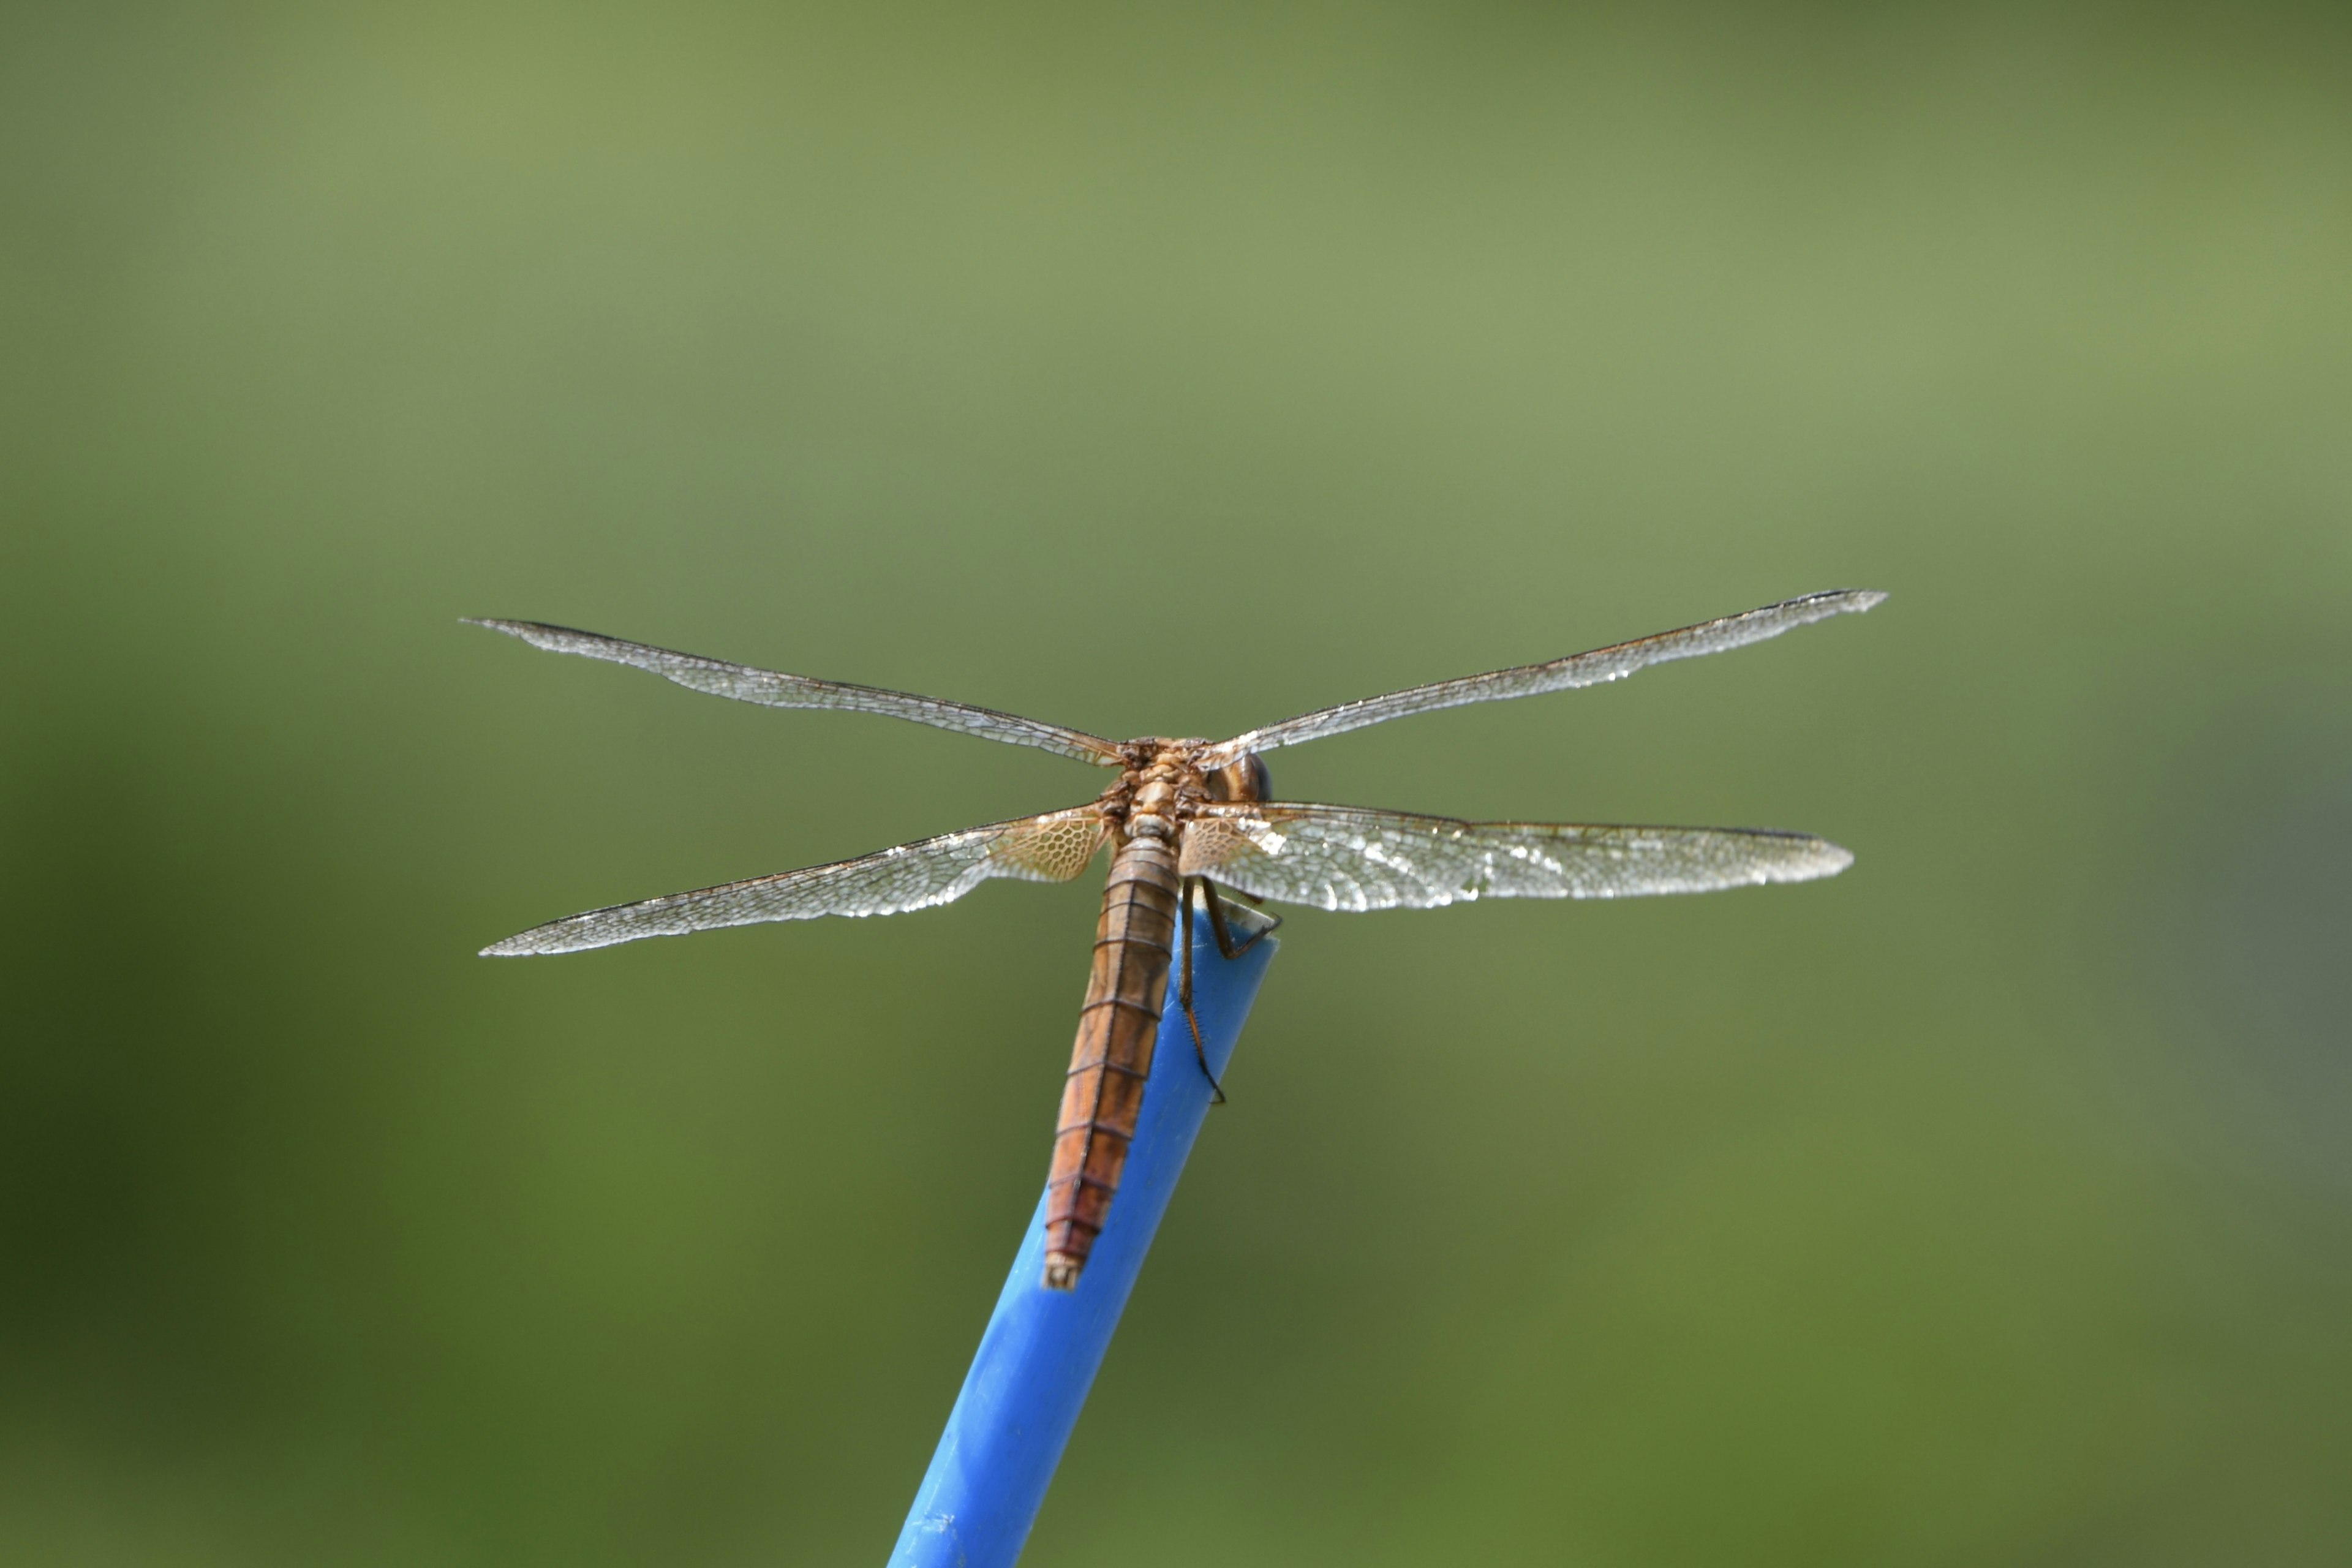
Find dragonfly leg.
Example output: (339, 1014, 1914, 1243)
(1178, 878, 1227, 1105)
(1201, 878, 1281, 959)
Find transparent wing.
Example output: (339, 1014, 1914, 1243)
(467, 619, 1123, 766)
(1199, 590, 1885, 765)
(483, 807, 1108, 956)
(1180, 802, 1852, 911)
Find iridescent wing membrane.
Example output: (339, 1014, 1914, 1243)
(484, 809, 1107, 955)
(1181, 804, 1849, 911)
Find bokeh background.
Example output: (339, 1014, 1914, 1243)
(6, 3, 2350, 1563)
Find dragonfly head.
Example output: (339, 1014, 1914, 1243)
(1204, 751, 1272, 805)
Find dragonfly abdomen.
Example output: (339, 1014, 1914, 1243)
(1042, 825, 1181, 1289)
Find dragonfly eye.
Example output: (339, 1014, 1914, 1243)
(1207, 755, 1272, 803)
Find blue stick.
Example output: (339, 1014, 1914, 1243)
(888, 906, 1278, 1568)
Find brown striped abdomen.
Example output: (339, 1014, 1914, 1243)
(1041, 827, 1181, 1289)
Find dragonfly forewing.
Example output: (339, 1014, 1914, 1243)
(468, 619, 1125, 766)
(483, 807, 1109, 956)
(1199, 589, 1884, 766)
(1182, 802, 1852, 912)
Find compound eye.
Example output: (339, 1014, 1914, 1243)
(1245, 755, 1272, 803)
(1208, 754, 1272, 802)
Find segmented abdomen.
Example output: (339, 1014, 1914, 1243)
(1041, 832, 1180, 1289)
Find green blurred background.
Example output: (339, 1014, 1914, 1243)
(5, 2, 2349, 1563)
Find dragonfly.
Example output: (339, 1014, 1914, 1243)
(470, 589, 1883, 1289)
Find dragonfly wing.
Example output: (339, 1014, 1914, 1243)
(467, 620, 1124, 766)
(1200, 589, 1883, 764)
(484, 807, 1109, 955)
(1181, 802, 1852, 911)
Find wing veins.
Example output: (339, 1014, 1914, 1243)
(1202, 589, 1884, 763)
(483, 806, 1107, 955)
(467, 619, 1123, 765)
(1182, 801, 1853, 910)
